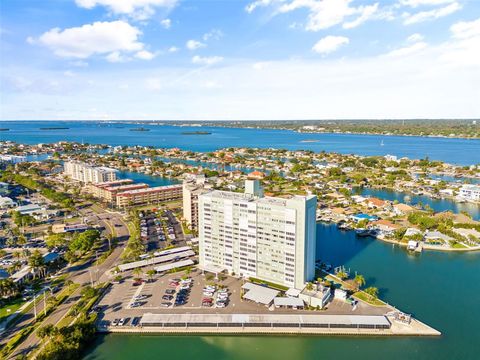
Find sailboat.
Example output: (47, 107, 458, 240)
(380, 139, 384, 146)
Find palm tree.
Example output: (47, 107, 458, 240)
(336, 270, 348, 280)
(354, 274, 366, 290)
(146, 269, 156, 282)
(28, 250, 45, 279)
(132, 267, 143, 280)
(364, 287, 379, 299)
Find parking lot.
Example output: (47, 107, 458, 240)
(95, 268, 387, 329)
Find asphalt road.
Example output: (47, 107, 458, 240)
(2, 209, 130, 359)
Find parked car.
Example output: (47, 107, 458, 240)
(162, 295, 174, 301)
(165, 289, 176, 295)
(132, 317, 141, 326)
(112, 318, 120, 326)
(161, 302, 171, 308)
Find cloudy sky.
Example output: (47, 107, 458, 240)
(1, 0, 479, 120)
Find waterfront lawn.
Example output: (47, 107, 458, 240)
(353, 291, 385, 306)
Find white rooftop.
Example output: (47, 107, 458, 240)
(154, 259, 194, 273)
(242, 282, 280, 305)
(274, 297, 305, 307)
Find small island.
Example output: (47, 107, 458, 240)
(39, 127, 69, 130)
(130, 127, 150, 132)
(0, 128, 9, 131)
(181, 131, 212, 135)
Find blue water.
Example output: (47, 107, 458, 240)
(85, 223, 480, 360)
(357, 187, 480, 220)
(1, 121, 479, 165)
(116, 170, 178, 187)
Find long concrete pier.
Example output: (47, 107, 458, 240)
(98, 313, 441, 337)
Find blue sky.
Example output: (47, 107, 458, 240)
(1, 0, 479, 120)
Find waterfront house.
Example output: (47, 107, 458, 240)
(366, 197, 386, 209)
(424, 230, 454, 245)
(0, 196, 17, 210)
(393, 203, 415, 215)
(458, 185, 480, 201)
(371, 220, 401, 234)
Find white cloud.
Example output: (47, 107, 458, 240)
(192, 55, 224, 65)
(403, 1, 461, 25)
(343, 3, 379, 29)
(312, 35, 349, 54)
(75, 0, 178, 19)
(253, 61, 271, 70)
(70, 60, 89, 67)
(407, 33, 424, 42)
(106, 51, 129, 63)
(160, 19, 171, 29)
(145, 77, 162, 90)
(250, 0, 390, 31)
(63, 71, 75, 77)
(400, 0, 456, 8)
(203, 29, 223, 41)
(279, 0, 356, 31)
(168, 46, 179, 53)
(245, 0, 275, 13)
(450, 18, 480, 39)
(135, 50, 156, 60)
(186, 40, 206, 50)
(387, 41, 427, 57)
(440, 17, 480, 66)
(34, 21, 145, 59)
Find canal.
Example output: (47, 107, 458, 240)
(84, 223, 480, 360)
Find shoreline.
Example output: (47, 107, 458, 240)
(97, 317, 440, 337)
(376, 235, 480, 252)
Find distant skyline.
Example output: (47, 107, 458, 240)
(1, 0, 479, 121)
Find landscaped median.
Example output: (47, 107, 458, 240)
(0, 283, 79, 358)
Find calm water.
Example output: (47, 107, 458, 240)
(357, 187, 480, 221)
(2, 121, 480, 165)
(116, 170, 178, 187)
(3, 121, 480, 359)
(84, 223, 480, 360)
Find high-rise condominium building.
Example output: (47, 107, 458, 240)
(64, 160, 117, 184)
(198, 180, 316, 290)
(182, 175, 209, 231)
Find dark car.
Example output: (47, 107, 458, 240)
(131, 317, 141, 326)
(162, 295, 174, 301)
(165, 289, 176, 295)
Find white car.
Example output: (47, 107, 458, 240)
(216, 302, 226, 308)
(203, 291, 214, 297)
(217, 293, 228, 299)
(118, 318, 126, 326)
(181, 278, 192, 284)
(134, 294, 148, 300)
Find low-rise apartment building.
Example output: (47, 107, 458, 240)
(116, 184, 183, 208)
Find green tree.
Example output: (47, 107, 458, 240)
(28, 250, 45, 278)
(354, 274, 366, 289)
(364, 287, 379, 299)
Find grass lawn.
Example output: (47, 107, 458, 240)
(353, 291, 385, 306)
(0, 298, 25, 323)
